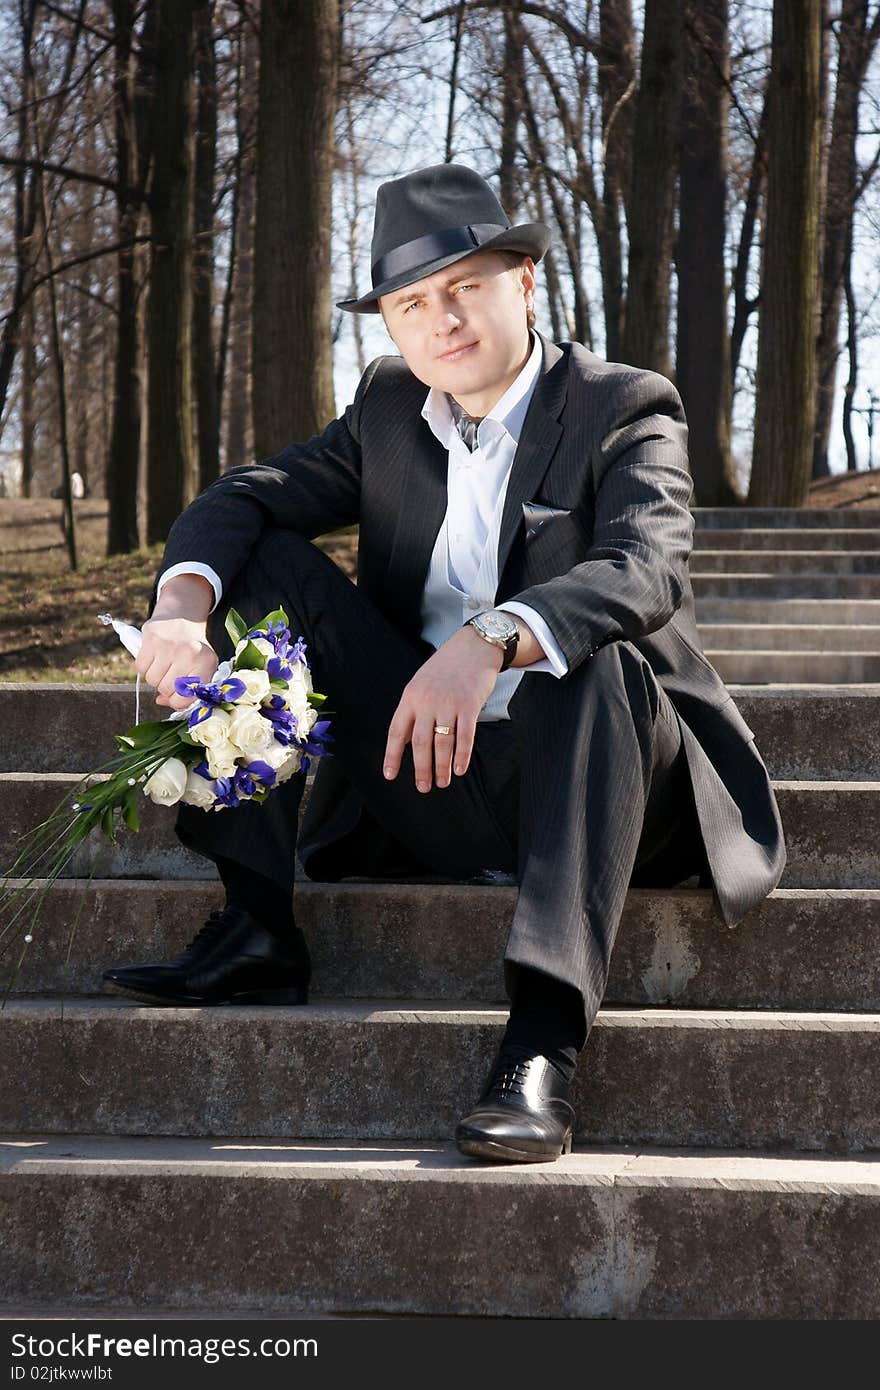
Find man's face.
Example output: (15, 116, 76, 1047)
(378, 250, 535, 412)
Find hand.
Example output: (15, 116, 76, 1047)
(138, 572, 217, 710)
(383, 626, 505, 792)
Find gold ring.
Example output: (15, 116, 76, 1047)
(433, 724, 454, 736)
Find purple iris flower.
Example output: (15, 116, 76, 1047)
(266, 652, 294, 682)
(192, 759, 213, 781)
(174, 674, 247, 729)
(260, 694, 299, 745)
(233, 761, 278, 798)
(301, 719, 333, 758)
(288, 636, 308, 666)
(213, 777, 241, 809)
(248, 620, 291, 653)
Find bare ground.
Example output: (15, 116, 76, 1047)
(0, 498, 357, 683)
(1, 470, 878, 682)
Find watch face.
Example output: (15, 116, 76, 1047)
(479, 611, 518, 640)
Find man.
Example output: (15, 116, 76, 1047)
(104, 163, 786, 1164)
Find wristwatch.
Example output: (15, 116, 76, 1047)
(465, 610, 520, 671)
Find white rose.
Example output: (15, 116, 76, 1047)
(188, 707, 233, 749)
(235, 636, 274, 662)
(143, 756, 189, 807)
(206, 745, 240, 780)
(259, 739, 294, 770)
(181, 768, 216, 809)
(275, 748, 302, 783)
(233, 668, 271, 705)
(227, 704, 275, 759)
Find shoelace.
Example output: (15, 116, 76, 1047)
(183, 907, 235, 954)
(485, 1053, 534, 1099)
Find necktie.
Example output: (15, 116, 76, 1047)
(456, 411, 482, 453)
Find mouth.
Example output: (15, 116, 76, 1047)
(438, 341, 479, 361)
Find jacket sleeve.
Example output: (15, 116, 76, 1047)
(147, 356, 384, 617)
(505, 368, 695, 672)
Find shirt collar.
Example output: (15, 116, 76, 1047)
(420, 329, 543, 452)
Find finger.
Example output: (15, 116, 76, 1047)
(383, 704, 414, 781)
(432, 719, 456, 789)
(453, 713, 478, 777)
(410, 714, 437, 792)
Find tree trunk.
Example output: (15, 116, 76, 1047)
(192, 0, 219, 491)
(597, 0, 635, 360)
(145, 0, 199, 545)
(621, 0, 681, 374)
(20, 294, 36, 498)
(107, 0, 153, 554)
(812, 0, 876, 479)
(676, 0, 734, 505)
(252, 0, 339, 459)
(749, 0, 822, 506)
(223, 14, 257, 470)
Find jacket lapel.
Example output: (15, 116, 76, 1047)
(495, 331, 568, 592)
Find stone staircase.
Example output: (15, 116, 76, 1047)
(2, 506, 880, 1318)
(693, 506, 880, 682)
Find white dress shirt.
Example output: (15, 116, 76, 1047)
(155, 328, 568, 721)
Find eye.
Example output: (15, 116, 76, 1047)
(456, 283, 477, 293)
(402, 301, 421, 314)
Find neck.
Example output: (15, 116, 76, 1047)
(450, 331, 533, 419)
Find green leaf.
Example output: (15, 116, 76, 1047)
(259, 606, 289, 630)
(225, 607, 249, 646)
(308, 691, 327, 706)
(101, 805, 116, 840)
(117, 720, 178, 749)
(234, 639, 268, 671)
(122, 785, 140, 833)
(269, 678, 289, 693)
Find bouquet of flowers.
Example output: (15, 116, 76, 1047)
(0, 604, 331, 1001)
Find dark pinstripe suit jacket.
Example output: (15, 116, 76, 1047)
(151, 330, 786, 929)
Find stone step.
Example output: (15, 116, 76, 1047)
(1, 777, 878, 888)
(693, 550, 880, 574)
(706, 651, 880, 683)
(699, 624, 880, 651)
(2, 1134, 878, 1317)
(5, 880, 880, 1014)
(695, 598, 880, 624)
(4, 684, 880, 778)
(693, 528, 880, 551)
(691, 574, 880, 599)
(1, 998, 879, 1151)
(692, 508, 880, 528)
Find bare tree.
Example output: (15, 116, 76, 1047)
(813, 0, 880, 478)
(145, 0, 200, 544)
(677, 0, 734, 505)
(750, 0, 823, 506)
(252, 0, 339, 457)
(621, 0, 682, 374)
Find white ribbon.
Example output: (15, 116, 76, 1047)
(97, 612, 145, 724)
(97, 613, 229, 726)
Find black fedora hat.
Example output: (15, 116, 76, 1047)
(336, 162, 552, 314)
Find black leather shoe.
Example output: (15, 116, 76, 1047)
(102, 904, 310, 1006)
(455, 1042, 575, 1163)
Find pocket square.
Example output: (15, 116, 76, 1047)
(522, 501, 572, 540)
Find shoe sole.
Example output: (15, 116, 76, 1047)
(455, 1130, 573, 1164)
(102, 978, 309, 1007)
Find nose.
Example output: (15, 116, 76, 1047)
(432, 307, 464, 337)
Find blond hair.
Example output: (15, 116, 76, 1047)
(495, 249, 536, 331)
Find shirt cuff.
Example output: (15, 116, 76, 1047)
(496, 602, 569, 676)
(154, 563, 223, 615)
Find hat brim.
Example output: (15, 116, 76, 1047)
(335, 222, 552, 314)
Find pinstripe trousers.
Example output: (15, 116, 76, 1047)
(174, 528, 708, 1043)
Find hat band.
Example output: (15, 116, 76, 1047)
(371, 222, 509, 290)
